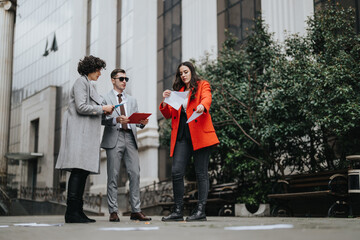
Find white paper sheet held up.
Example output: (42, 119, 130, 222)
(186, 112, 203, 123)
(164, 91, 189, 110)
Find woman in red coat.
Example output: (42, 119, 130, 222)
(160, 61, 219, 221)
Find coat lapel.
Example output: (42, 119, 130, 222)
(88, 80, 103, 105)
(125, 96, 131, 115)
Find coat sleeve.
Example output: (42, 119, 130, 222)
(101, 97, 116, 126)
(199, 80, 212, 113)
(159, 102, 172, 119)
(74, 78, 103, 115)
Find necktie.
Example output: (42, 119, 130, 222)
(118, 94, 128, 130)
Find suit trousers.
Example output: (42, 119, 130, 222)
(106, 130, 141, 213)
(172, 138, 211, 206)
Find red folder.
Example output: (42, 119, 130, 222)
(128, 113, 152, 124)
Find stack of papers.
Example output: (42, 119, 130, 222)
(164, 91, 202, 123)
(164, 91, 189, 110)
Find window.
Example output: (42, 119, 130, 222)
(217, 0, 261, 50)
(159, 0, 182, 92)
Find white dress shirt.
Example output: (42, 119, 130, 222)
(113, 89, 130, 129)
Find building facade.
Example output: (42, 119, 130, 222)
(3, 0, 359, 209)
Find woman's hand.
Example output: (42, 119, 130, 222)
(163, 89, 171, 98)
(196, 104, 205, 113)
(162, 89, 171, 107)
(103, 105, 114, 115)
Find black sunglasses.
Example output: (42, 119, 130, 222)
(113, 77, 129, 82)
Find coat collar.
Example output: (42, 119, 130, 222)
(85, 76, 103, 105)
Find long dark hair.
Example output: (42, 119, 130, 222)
(173, 61, 201, 100)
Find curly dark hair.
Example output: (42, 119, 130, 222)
(173, 61, 201, 100)
(77, 55, 106, 76)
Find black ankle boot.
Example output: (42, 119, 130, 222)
(186, 203, 207, 221)
(161, 204, 184, 221)
(79, 200, 96, 223)
(65, 200, 89, 223)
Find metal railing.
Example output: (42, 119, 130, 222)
(127, 180, 197, 210)
(0, 187, 11, 215)
(19, 186, 102, 214)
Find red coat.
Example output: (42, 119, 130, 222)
(159, 80, 219, 157)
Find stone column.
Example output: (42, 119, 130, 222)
(132, 0, 159, 186)
(261, 0, 314, 42)
(0, 0, 16, 188)
(182, 0, 218, 61)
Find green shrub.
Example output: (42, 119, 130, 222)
(159, 3, 360, 205)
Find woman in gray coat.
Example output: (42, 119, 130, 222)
(56, 55, 114, 223)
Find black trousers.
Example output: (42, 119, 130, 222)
(172, 138, 211, 206)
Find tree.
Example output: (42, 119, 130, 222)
(159, 3, 360, 206)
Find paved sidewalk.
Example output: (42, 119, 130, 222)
(0, 216, 359, 240)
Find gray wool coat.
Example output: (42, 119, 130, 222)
(55, 76, 104, 174)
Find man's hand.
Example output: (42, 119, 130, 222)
(116, 115, 130, 124)
(139, 119, 149, 125)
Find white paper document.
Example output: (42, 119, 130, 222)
(13, 223, 63, 227)
(224, 224, 294, 231)
(99, 227, 159, 231)
(186, 111, 203, 123)
(164, 91, 189, 110)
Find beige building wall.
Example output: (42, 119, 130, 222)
(19, 87, 57, 188)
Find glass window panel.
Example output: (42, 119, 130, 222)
(357, 0, 360, 33)
(164, 76, 173, 91)
(161, 0, 181, 95)
(172, 39, 181, 73)
(164, 11, 172, 46)
(242, 0, 255, 39)
(228, 0, 241, 7)
(228, 3, 241, 40)
(341, 0, 355, 8)
(172, 3, 181, 40)
(164, 45, 173, 79)
(164, 0, 173, 12)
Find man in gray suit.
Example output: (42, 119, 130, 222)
(101, 68, 151, 222)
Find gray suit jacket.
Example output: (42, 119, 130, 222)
(56, 76, 103, 174)
(100, 90, 144, 149)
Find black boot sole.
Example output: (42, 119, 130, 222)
(185, 217, 207, 222)
(65, 218, 90, 223)
(161, 217, 184, 222)
(65, 214, 91, 223)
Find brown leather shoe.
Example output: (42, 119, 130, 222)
(130, 212, 152, 221)
(109, 212, 120, 222)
